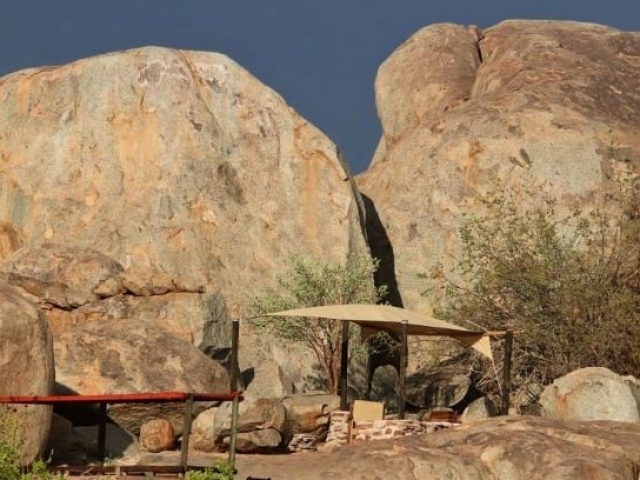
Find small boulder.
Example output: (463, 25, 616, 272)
(213, 398, 287, 450)
(460, 397, 497, 424)
(243, 361, 295, 400)
(190, 407, 218, 452)
(540, 367, 640, 422)
(282, 394, 339, 437)
(139, 419, 175, 453)
(224, 428, 282, 453)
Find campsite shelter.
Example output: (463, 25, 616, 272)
(259, 304, 499, 418)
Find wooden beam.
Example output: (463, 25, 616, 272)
(501, 330, 513, 415)
(339, 320, 350, 411)
(179, 394, 194, 468)
(398, 320, 408, 419)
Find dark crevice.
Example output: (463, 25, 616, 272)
(360, 193, 402, 395)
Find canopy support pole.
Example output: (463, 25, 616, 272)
(339, 320, 350, 411)
(228, 319, 240, 467)
(398, 320, 408, 419)
(501, 329, 513, 415)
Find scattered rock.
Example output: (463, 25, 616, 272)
(223, 428, 282, 453)
(243, 361, 295, 400)
(140, 419, 175, 453)
(282, 394, 340, 437)
(213, 398, 288, 451)
(190, 407, 218, 452)
(540, 367, 640, 422)
(460, 397, 496, 424)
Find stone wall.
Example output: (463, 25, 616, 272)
(352, 420, 457, 442)
(325, 410, 458, 447)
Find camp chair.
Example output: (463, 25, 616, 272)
(350, 400, 385, 442)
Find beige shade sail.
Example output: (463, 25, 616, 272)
(261, 304, 493, 361)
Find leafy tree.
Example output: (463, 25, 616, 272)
(252, 255, 387, 394)
(430, 168, 640, 397)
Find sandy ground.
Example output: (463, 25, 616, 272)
(54, 449, 336, 479)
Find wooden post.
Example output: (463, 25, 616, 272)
(97, 402, 107, 464)
(339, 320, 350, 411)
(501, 330, 513, 415)
(230, 319, 240, 392)
(180, 394, 194, 469)
(228, 392, 240, 467)
(398, 320, 408, 419)
(228, 318, 240, 468)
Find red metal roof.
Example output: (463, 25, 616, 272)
(0, 391, 243, 404)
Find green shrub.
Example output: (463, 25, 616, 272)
(253, 255, 388, 393)
(0, 406, 60, 480)
(429, 166, 640, 397)
(186, 459, 235, 480)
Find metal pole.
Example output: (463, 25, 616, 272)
(339, 320, 350, 411)
(398, 320, 408, 419)
(230, 319, 240, 392)
(501, 330, 513, 415)
(180, 394, 194, 469)
(97, 402, 107, 464)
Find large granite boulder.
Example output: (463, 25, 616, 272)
(0, 45, 369, 312)
(357, 20, 640, 310)
(0, 281, 54, 465)
(0, 46, 372, 393)
(53, 318, 229, 435)
(236, 416, 640, 480)
(540, 367, 640, 422)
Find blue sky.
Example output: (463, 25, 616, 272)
(1, 1, 639, 174)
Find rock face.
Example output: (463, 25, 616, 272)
(357, 20, 640, 310)
(0, 46, 371, 391)
(0, 281, 54, 465)
(0, 46, 368, 308)
(236, 416, 640, 480)
(53, 318, 228, 435)
(540, 367, 640, 422)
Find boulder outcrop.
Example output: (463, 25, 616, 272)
(540, 367, 640, 422)
(0, 282, 55, 466)
(0, 46, 372, 389)
(53, 318, 228, 435)
(357, 20, 640, 310)
(236, 416, 640, 480)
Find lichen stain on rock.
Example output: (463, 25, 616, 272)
(0, 222, 23, 261)
(217, 162, 246, 205)
(109, 113, 161, 194)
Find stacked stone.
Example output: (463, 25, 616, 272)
(325, 411, 352, 447)
(352, 419, 460, 442)
(287, 433, 318, 453)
